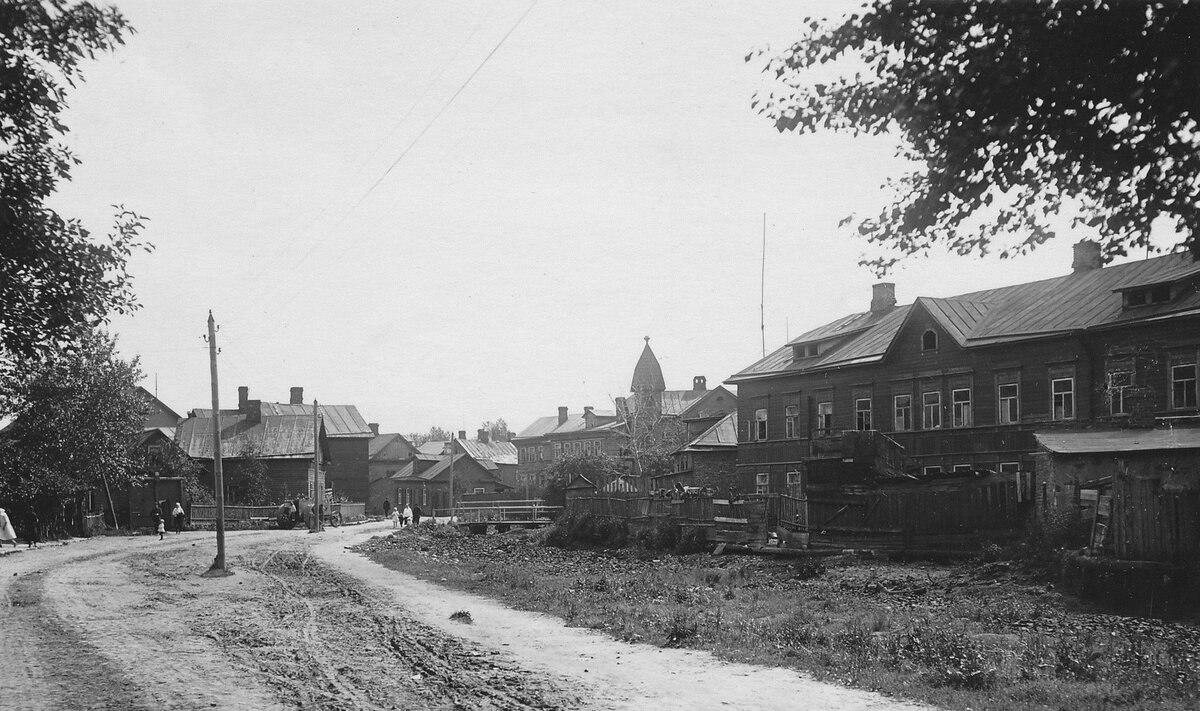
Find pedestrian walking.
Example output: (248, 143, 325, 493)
(0, 508, 17, 546)
(401, 504, 412, 528)
(411, 503, 422, 527)
(389, 507, 400, 529)
(151, 508, 165, 540)
(383, 499, 392, 518)
(171, 501, 186, 533)
(24, 510, 41, 548)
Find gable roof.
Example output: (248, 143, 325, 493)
(514, 411, 618, 439)
(369, 432, 414, 459)
(418, 440, 449, 455)
(136, 386, 183, 426)
(729, 251, 1200, 382)
(456, 438, 517, 466)
(190, 403, 370, 438)
(175, 412, 329, 460)
(677, 412, 738, 453)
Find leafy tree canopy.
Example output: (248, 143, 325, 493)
(541, 454, 624, 508)
(0, 1, 148, 361)
(0, 330, 145, 508)
(406, 426, 453, 447)
(753, 0, 1200, 272)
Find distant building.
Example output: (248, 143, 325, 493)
(657, 412, 738, 493)
(366, 425, 417, 514)
(452, 428, 518, 488)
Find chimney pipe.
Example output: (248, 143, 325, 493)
(692, 375, 707, 391)
(368, 422, 379, 436)
(871, 282, 897, 313)
(477, 428, 489, 444)
(238, 386, 249, 411)
(290, 386, 304, 405)
(1072, 239, 1102, 273)
(557, 406, 568, 425)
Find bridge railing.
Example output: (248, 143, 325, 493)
(440, 499, 561, 522)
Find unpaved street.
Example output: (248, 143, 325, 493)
(0, 522, 930, 710)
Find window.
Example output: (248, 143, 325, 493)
(1108, 370, 1132, 415)
(755, 408, 768, 440)
(923, 466, 942, 476)
(473, 487, 485, 494)
(855, 398, 872, 430)
(952, 388, 972, 427)
(784, 405, 799, 439)
(893, 394, 912, 431)
(1051, 377, 1075, 420)
(922, 391, 942, 429)
(755, 472, 769, 495)
(998, 462, 1020, 473)
(952, 464, 972, 473)
(998, 383, 1019, 424)
(1172, 363, 1197, 409)
(922, 329, 938, 351)
(786, 471, 801, 487)
(553, 442, 562, 458)
(817, 402, 833, 433)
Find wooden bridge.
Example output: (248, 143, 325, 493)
(441, 499, 561, 534)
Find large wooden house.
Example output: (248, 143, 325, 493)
(726, 241, 1200, 501)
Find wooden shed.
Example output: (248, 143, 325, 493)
(1035, 428, 1200, 563)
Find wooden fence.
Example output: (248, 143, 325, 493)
(566, 472, 1032, 551)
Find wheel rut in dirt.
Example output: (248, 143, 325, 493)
(2, 570, 152, 711)
(210, 544, 582, 710)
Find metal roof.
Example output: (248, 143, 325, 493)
(456, 438, 517, 465)
(679, 412, 738, 452)
(191, 403, 370, 437)
(1036, 428, 1200, 454)
(369, 432, 413, 459)
(730, 251, 1200, 383)
(418, 440, 449, 455)
(631, 338, 666, 392)
(175, 413, 324, 459)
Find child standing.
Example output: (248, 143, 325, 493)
(152, 508, 165, 540)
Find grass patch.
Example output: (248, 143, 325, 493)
(356, 528, 1200, 711)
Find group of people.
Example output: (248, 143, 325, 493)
(0, 506, 38, 548)
(150, 501, 187, 540)
(383, 499, 422, 529)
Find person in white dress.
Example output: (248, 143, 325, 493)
(401, 504, 412, 528)
(0, 507, 17, 546)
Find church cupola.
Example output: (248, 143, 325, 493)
(630, 336, 666, 393)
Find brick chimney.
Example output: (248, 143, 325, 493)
(457, 430, 466, 440)
(290, 386, 304, 405)
(368, 422, 379, 436)
(238, 386, 248, 411)
(1072, 239, 1102, 273)
(557, 406, 569, 425)
(871, 282, 897, 313)
(692, 375, 707, 391)
(477, 428, 489, 444)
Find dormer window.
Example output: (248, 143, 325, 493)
(793, 342, 821, 359)
(1122, 284, 1174, 309)
(921, 329, 938, 351)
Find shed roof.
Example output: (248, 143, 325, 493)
(678, 413, 738, 453)
(1035, 428, 1200, 454)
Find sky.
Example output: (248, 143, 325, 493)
(48, 0, 1151, 437)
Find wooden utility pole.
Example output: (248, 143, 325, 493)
(311, 400, 322, 533)
(205, 311, 228, 574)
(447, 437, 455, 524)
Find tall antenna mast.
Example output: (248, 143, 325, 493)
(760, 213, 767, 357)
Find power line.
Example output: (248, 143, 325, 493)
(298, 0, 540, 268)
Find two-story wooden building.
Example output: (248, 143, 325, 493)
(726, 241, 1200, 495)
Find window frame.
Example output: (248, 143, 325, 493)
(816, 401, 833, 433)
(922, 391, 942, 429)
(1109, 370, 1132, 416)
(952, 464, 972, 473)
(998, 382, 1020, 424)
(1171, 363, 1198, 410)
(922, 465, 942, 476)
(1051, 376, 1075, 420)
(784, 404, 799, 439)
(998, 462, 1020, 474)
(951, 387, 972, 428)
(921, 329, 938, 351)
(785, 470, 801, 487)
(754, 408, 768, 441)
(855, 398, 872, 431)
(893, 394, 913, 431)
(755, 472, 769, 495)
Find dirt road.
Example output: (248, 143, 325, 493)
(0, 523, 931, 710)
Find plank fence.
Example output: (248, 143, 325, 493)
(566, 472, 1033, 551)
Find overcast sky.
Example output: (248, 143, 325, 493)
(49, 0, 1145, 436)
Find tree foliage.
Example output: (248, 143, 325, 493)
(0, 1, 148, 361)
(226, 444, 276, 506)
(753, 0, 1200, 272)
(0, 330, 145, 510)
(541, 454, 624, 508)
(406, 425, 453, 447)
(480, 418, 510, 441)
